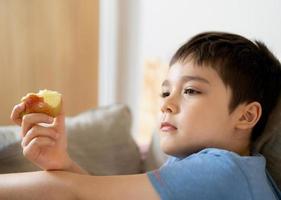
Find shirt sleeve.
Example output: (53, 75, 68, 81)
(147, 150, 252, 200)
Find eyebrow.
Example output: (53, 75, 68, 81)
(161, 75, 210, 87)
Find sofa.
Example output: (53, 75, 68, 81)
(0, 102, 280, 189)
(0, 104, 166, 176)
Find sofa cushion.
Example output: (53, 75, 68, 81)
(0, 126, 39, 172)
(144, 130, 167, 171)
(254, 95, 281, 189)
(66, 104, 142, 175)
(0, 104, 142, 175)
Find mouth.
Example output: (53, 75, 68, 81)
(160, 122, 177, 132)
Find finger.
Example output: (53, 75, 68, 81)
(21, 113, 54, 138)
(10, 103, 26, 126)
(54, 98, 65, 131)
(21, 125, 58, 147)
(22, 136, 55, 159)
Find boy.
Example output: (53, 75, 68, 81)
(2, 31, 281, 200)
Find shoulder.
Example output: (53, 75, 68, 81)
(169, 148, 264, 165)
(164, 148, 250, 172)
(147, 148, 262, 199)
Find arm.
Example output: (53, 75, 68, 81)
(0, 171, 159, 200)
(0, 171, 76, 200)
(72, 173, 160, 200)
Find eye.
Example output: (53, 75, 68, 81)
(160, 91, 170, 98)
(183, 88, 201, 95)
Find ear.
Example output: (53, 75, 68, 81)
(235, 102, 262, 131)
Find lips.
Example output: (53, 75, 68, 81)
(160, 122, 177, 132)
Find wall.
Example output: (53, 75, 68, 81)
(0, 0, 99, 125)
(99, 0, 142, 140)
(139, 0, 281, 61)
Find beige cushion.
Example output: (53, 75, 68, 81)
(66, 104, 142, 175)
(0, 126, 39, 172)
(254, 96, 281, 189)
(0, 104, 142, 175)
(144, 130, 167, 171)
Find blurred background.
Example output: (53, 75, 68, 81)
(1, 0, 281, 146)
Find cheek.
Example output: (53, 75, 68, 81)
(179, 103, 229, 134)
(178, 109, 204, 136)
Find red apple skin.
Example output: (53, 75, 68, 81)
(21, 94, 61, 117)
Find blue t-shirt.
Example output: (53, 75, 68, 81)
(147, 148, 281, 200)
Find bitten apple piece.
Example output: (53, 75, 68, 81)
(21, 89, 62, 117)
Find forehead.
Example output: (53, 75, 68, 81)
(163, 61, 225, 88)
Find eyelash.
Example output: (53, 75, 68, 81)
(160, 88, 201, 98)
(183, 88, 201, 95)
(160, 92, 170, 98)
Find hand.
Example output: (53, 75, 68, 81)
(10, 101, 72, 171)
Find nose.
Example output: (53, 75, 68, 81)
(160, 95, 179, 114)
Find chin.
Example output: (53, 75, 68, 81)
(160, 139, 202, 158)
(160, 140, 184, 157)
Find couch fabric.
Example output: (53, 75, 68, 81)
(254, 95, 281, 189)
(0, 104, 142, 175)
(144, 130, 167, 171)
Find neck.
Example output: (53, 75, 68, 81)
(238, 148, 251, 156)
(231, 130, 252, 156)
(233, 140, 251, 156)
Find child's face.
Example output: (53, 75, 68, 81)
(159, 61, 240, 157)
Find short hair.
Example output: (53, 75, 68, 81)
(170, 31, 281, 142)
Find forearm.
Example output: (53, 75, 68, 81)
(0, 171, 159, 200)
(72, 173, 159, 200)
(0, 171, 77, 200)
